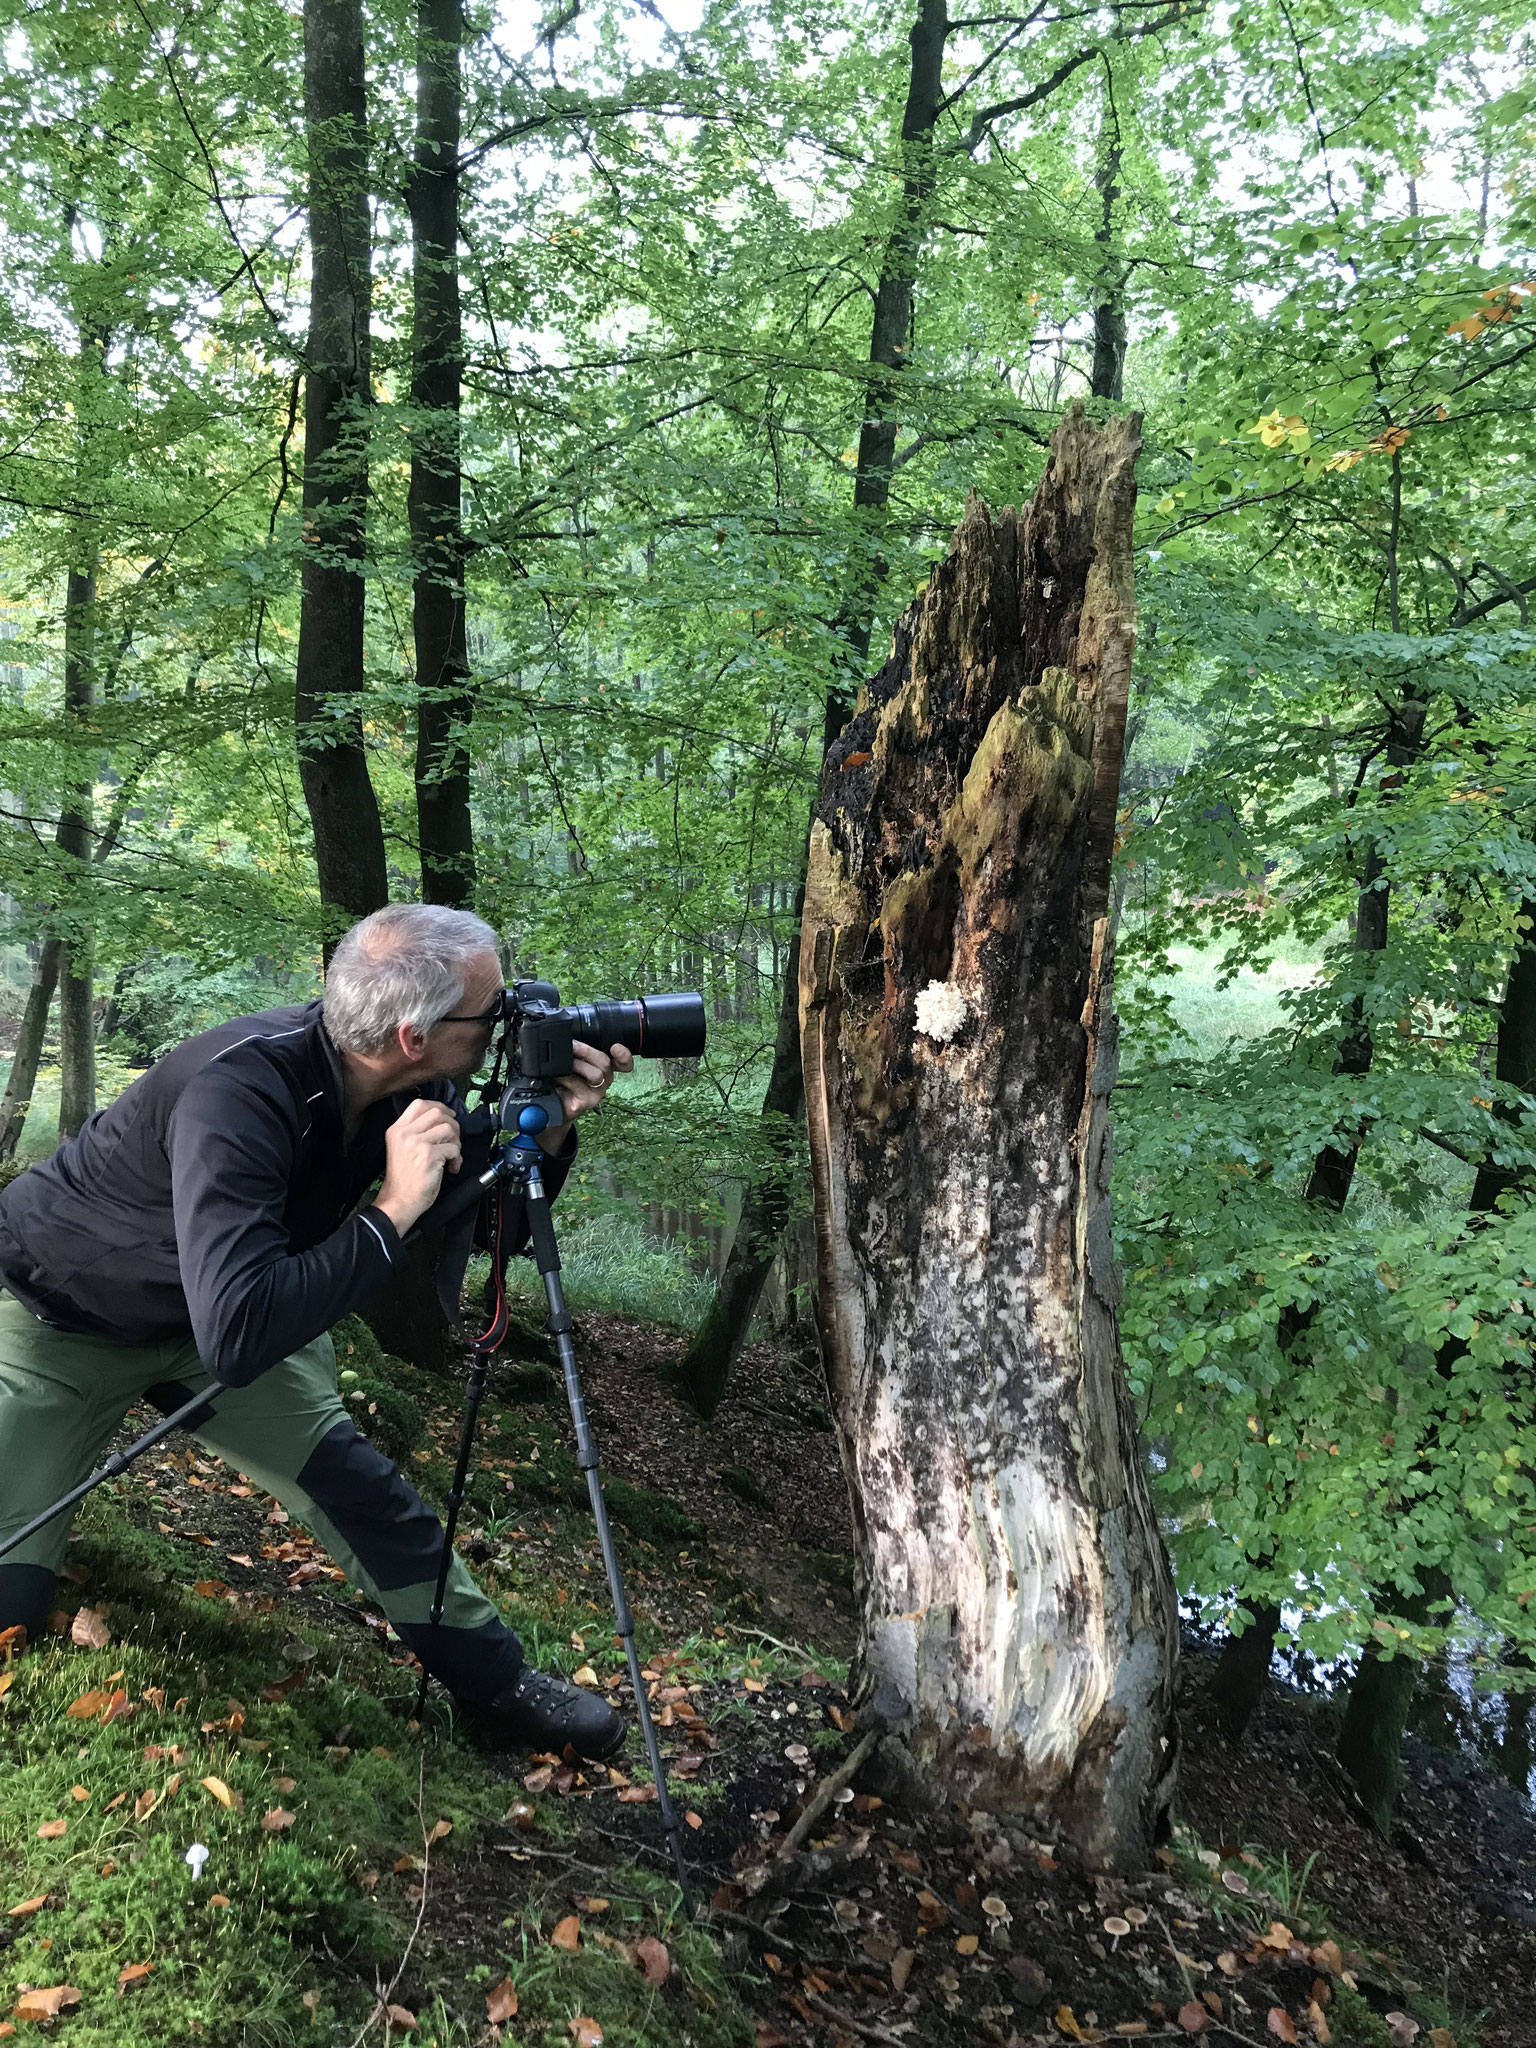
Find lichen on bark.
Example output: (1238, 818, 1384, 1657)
(800, 404, 1176, 1870)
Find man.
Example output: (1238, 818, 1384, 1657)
(0, 904, 630, 1760)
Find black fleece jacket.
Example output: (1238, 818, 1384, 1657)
(0, 1000, 572, 1386)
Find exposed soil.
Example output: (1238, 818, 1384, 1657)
(80, 1310, 1536, 2048)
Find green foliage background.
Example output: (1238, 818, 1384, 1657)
(1, 0, 1534, 1685)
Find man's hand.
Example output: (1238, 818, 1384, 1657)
(541, 1041, 635, 1152)
(374, 1099, 463, 1235)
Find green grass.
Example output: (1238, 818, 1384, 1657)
(1159, 937, 1322, 1054)
(468, 1212, 716, 1330)
(0, 1484, 765, 2048)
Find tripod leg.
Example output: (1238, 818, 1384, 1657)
(523, 1165, 696, 1918)
(414, 1343, 493, 1717)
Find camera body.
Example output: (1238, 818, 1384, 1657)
(500, 979, 707, 1079)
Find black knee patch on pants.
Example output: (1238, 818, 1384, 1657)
(295, 1420, 522, 1704)
(393, 1615, 523, 1707)
(0, 1564, 57, 1644)
(296, 1420, 457, 1592)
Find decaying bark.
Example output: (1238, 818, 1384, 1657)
(799, 405, 1176, 1870)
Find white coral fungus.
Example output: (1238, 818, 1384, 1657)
(914, 980, 969, 1044)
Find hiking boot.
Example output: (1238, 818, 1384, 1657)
(473, 1665, 627, 1761)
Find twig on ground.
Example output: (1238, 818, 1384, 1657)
(724, 1622, 824, 1662)
(777, 1729, 880, 1858)
(801, 1988, 910, 2041)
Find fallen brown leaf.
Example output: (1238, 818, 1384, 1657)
(551, 1914, 581, 1951)
(385, 2005, 417, 2032)
(1178, 2003, 1210, 2035)
(65, 1689, 111, 1720)
(117, 1962, 153, 1992)
(617, 1784, 657, 1803)
(568, 2021, 602, 2048)
(891, 1947, 915, 1991)
(426, 1818, 452, 1845)
(485, 1978, 518, 2024)
(1268, 2012, 1299, 2044)
(13, 1988, 81, 2021)
(633, 1936, 670, 1986)
(261, 1807, 296, 1832)
(36, 1819, 66, 1841)
(70, 1606, 111, 1649)
(6, 1898, 45, 1918)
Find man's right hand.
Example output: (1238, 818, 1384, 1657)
(374, 1099, 463, 1236)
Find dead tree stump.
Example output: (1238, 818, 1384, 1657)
(799, 405, 1177, 1869)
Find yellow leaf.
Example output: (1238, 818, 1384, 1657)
(572, 1665, 599, 1686)
(201, 1775, 235, 1808)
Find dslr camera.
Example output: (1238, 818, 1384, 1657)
(481, 980, 707, 1139)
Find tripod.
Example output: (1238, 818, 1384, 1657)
(417, 1099, 697, 1915)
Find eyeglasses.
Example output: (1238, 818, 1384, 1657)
(438, 996, 505, 1028)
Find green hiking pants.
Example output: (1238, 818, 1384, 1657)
(0, 1293, 524, 1704)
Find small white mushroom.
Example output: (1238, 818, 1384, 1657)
(184, 1843, 210, 1880)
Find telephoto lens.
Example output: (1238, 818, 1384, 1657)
(569, 993, 706, 1061)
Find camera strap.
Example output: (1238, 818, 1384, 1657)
(476, 1174, 513, 1356)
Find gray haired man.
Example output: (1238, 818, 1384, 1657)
(0, 905, 631, 1759)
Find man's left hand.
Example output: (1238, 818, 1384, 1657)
(540, 1041, 635, 1152)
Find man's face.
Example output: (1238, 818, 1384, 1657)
(415, 948, 504, 1078)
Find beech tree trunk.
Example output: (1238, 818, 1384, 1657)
(673, 926, 805, 1417)
(0, 940, 62, 1161)
(800, 407, 1176, 1867)
(1089, 71, 1126, 403)
(296, 0, 388, 934)
(57, 560, 98, 1139)
(1211, 663, 1429, 1738)
(409, 0, 475, 908)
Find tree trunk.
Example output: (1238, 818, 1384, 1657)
(673, 926, 805, 1417)
(409, 0, 475, 909)
(1209, 685, 1430, 1738)
(829, 0, 949, 713)
(673, 2, 952, 1386)
(1089, 70, 1126, 403)
(800, 409, 1176, 1866)
(1471, 895, 1536, 1214)
(296, 0, 388, 934)
(1332, 892, 1536, 1822)
(57, 560, 98, 1139)
(1335, 1570, 1447, 1833)
(1209, 1601, 1282, 1744)
(0, 939, 62, 1161)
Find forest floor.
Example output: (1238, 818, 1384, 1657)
(1, 1311, 1532, 2048)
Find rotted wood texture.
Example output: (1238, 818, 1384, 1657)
(799, 404, 1176, 1869)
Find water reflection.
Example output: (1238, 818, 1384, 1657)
(1185, 1597, 1536, 1810)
